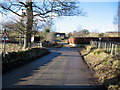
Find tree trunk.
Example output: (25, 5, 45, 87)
(24, 0, 33, 49)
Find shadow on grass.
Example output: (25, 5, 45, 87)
(102, 75, 120, 89)
(81, 47, 96, 57)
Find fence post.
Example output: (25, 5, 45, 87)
(107, 43, 109, 53)
(109, 43, 112, 53)
(90, 41, 119, 55)
(93, 41, 95, 47)
(40, 41, 42, 48)
(107, 43, 109, 52)
(90, 40, 92, 46)
(95, 41, 97, 48)
(101, 42, 104, 49)
(94, 41, 95, 46)
(104, 42, 107, 50)
(98, 41, 101, 49)
(110, 43, 114, 55)
(114, 44, 118, 55)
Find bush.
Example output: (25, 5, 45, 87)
(2, 48, 50, 73)
(42, 41, 62, 48)
(93, 49, 105, 55)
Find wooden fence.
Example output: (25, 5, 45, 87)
(90, 40, 120, 55)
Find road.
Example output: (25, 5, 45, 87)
(2, 47, 101, 89)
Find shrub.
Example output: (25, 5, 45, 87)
(93, 49, 105, 55)
(2, 48, 50, 73)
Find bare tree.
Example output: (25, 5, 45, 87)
(0, 0, 86, 48)
(46, 32, 55, 42)
(113, 15, 118, 25)
(2, 20, 26, 34)
(113, 15, 118, 32)
(79, 29, 89, 37)
(72, 29, 89, 37)
(118, 1, 120, 32)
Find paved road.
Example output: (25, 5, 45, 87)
(3, 47, 99, 88)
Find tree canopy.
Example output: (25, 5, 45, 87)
(0, 0, 86, 48)
(0, 1, 85, 18)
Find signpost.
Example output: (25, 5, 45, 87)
(2, 32, 9, 57)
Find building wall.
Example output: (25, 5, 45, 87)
(68, 37, 120, 45)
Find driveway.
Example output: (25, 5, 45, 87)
(2, 47, 101, 89)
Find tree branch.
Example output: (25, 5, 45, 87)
(0, 4, 22, 17)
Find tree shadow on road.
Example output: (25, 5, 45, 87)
(61, 55, 81, 57)
(2, 51, 61, 88)
(2, 48, 107, 90)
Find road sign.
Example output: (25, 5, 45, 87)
(2, 32, 9, 41)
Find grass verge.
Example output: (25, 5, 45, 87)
(80, 45, 120, 90)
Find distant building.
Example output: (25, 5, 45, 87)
(55, 32, 66, 38)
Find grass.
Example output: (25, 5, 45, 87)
(0, 43, 22, 54)
(80, 45, 120, 90)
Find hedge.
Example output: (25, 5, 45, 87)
(2, 48, 50, 73)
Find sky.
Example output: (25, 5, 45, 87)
(0, 1, 118, 33)
(54, 2, 118, 33)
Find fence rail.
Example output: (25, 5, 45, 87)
(90, 40, 120, 55)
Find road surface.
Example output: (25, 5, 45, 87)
(2, 47, 100, 89)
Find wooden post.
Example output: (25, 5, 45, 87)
(106, 43, 108, 52)
(103, 42, 105, 49)
(114, 44, 118, 55)
(110, 43, 114, 55)
(101, 42, 102, 48)
(95, 41, 97, 47)
(94, 41, 96, 47)
(40, 41, 42, 48)
(90, 40, 93, 46)
(98, 41, 101, 49)
(109, 43, 112, 53)
(105, 42, 107, 50)
(107, 43, 109, 52)
(101, 42, 103, 48)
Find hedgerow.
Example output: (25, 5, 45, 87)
(2, 48, 50, 73)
